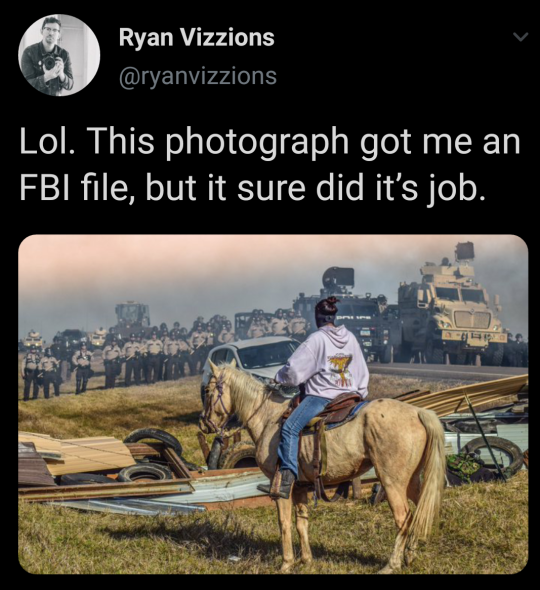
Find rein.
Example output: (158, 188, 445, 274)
(202, 369, 270, 438)
(202, 372, 234, 436)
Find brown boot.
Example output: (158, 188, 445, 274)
(257, 469, 296, 499)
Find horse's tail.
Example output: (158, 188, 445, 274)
(406, 408, 446, 548)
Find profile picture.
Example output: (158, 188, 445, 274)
(18, 15, 100, 96)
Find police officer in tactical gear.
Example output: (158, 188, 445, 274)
(178, 328, 192, 377)
(38, 348, 60, 398)
(21, 345, 41, 401)
(288, 310, 309, 341)
(145, 331, 164, 383)
(103, 337, 122, 389)
(72, 343, 93, 395)
(159, 329, 171, 381)
(124, 333, 142, 387)
(188, 323, 208, 374)
(218, 320, 236, 344)
(514, 334, 528, 368)
(270, 308, 289, 336)
(165, 330, 182, 381)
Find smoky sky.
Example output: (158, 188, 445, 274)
(18, 235, 528, 342)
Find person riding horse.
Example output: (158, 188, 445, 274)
(258, 296, 369, 499)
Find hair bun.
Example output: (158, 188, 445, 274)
(315, 297, 340, 316)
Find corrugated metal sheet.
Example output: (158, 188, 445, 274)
(52, 498, 206, 516)
(146, 470, 271, 505)
(497, 425, 529, 452)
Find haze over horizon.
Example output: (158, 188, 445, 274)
(19, 235, 528, 342)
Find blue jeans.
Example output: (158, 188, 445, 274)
(277, 395, 332, 479)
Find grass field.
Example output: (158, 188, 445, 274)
(18, 364, 529, 574)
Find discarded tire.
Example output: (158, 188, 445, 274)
(463, 436, 524, 477)
(425, 338, 444, 364)
(123, 428, 183, 458)
(218, 441, 258, 469)
(59, 473, 117, 486)
(118, 463, 173, 482)
(206, 436, 224, 470)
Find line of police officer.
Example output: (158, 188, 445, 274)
(502, 333, 529, 368)
(20, 308, 311, 401)
(245, 308, 310, 341)
(21, 343, 95, 400)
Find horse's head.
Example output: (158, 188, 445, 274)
(198, 359, 237, 435)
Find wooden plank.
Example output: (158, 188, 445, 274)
(18, 443, 56, 488)
(396, 375, 528, 418)
(19, 433, 63, 455)
(46, 437, 136, 476)
(191, 467, 262, 479)
(162, 448, 193, 480)
(125, 442, 162, 458)
(19, 478, 194, 502)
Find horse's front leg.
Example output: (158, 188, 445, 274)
(276, 496, 294, 572)
(293, 486, 312, 565)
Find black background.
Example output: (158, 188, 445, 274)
(16, 15, 534, 233)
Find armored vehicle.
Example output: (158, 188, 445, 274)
(23, 330, 43, 351)
(293, 267, 402, 362)
(397, 242, 507, 365)
(89, 327, 107, 349)
(113, 301, 152, 339)
(59, 329, 87, 350)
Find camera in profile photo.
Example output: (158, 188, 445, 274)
(19, 14, 100, 96)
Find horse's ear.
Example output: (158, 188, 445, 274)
(229, 358, 237, 368)
(209, 360, 219, 376)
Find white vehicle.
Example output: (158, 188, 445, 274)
(201, 336, 301, 403)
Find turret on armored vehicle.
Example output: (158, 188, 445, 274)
(293, 267, 402, 362)
(397, 242, 507, 365)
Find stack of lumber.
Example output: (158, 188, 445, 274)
(395, 374, 528, 417)
(18, 432, 136, 476)
(18, 442, 56, 487)
(19, 432, 63, 459)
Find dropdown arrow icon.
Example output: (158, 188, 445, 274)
(513, 32, 529, 42)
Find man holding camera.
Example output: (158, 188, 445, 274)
(21, 17, 74, 96)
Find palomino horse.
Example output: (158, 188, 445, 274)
(199, 361, 445, 573)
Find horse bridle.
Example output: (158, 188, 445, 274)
(201, 369, 271, 437)
(201, 371, 235, 436)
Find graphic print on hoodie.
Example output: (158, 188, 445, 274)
(328, 353, 353, 387)
(275, 324, 369, 400)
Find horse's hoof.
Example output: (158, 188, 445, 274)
(280, 562, 294, 573)
(377, 564, 397, 575)
(404, 551, 415, 567)
(301, 557, 313, 566)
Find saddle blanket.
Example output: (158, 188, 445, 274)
(302, 400, 369, 434)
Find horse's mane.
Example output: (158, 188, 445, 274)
(218, 364, 269, 418)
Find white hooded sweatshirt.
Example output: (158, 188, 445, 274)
(275, 325, 369, 400)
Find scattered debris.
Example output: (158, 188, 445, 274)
(51, 498, 206, 516)
(18, 442, 56, 488)
(18, 432, 136, 475)
(396, 374, 528, 417)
